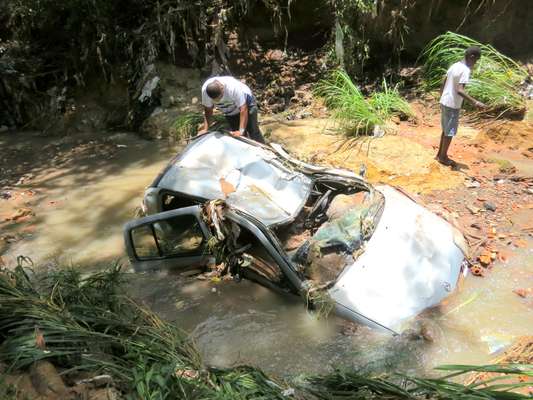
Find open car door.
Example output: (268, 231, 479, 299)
(123, 206, 212, 273)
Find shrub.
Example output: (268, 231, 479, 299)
(315, 69, 412, 136)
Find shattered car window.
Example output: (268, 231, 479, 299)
(131, 215, 205, 260)
(294, 190, 385, 284)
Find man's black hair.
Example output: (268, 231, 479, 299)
(206, 81, 223, 99)
(465, 46, 481, 59)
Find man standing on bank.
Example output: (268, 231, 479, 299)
(198, 76, 265, 143)
(437, 46, 486, 166)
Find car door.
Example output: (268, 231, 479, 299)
(123, 206, 212, 273)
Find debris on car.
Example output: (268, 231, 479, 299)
(124, 132, 468, 334)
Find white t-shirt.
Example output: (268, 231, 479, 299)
(439, 61, 471, 109)
(201, 76, 253, 116)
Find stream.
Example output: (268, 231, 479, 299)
(1, 129, 532, 379)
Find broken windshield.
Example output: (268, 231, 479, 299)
(293, 189, 385, 285)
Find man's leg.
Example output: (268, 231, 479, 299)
(437, 106, 458, 165)
(246, 106, 265, 143)
(439, 136, 453, 163)
(436, 132, 445, 160)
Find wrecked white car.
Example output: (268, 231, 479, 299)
(124, 132, 468, 334)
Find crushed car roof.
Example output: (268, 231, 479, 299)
(156, 132, 313, 226)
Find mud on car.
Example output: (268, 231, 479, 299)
(124, 132, 469, 334)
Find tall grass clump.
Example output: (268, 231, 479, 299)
(315, 69, 412, 136)
(0, 264, 203, 398)
(173, 113, 226, 141)
(420, 32, 528, 114)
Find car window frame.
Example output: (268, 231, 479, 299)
(124, 206, 212, 272)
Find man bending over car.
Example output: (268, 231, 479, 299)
(198, 76, 265, 143)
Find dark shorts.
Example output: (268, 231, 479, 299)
(440, 105, 460, 137)
(225, 105, 265, 144)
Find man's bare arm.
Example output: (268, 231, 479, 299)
(199, 106, 213, 134)
(238, 104, 248, 132)
(457, 84, 485, 108)
(230, 104, 248, 136)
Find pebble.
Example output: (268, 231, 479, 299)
(484, 202, 497, 212)
(465, 180, 480, 188)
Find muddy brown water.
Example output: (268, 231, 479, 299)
(1, 130, 532, 378)
(128, 245, 533, 377)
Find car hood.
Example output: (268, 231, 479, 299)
(156, 132, 312, 226)
(329, 185, 465, 332)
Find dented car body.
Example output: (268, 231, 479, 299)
(124, 132, 467, 334)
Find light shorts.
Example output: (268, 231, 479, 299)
(440, 105, 460, 137)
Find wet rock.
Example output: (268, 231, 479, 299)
(139, 76, 161, 103)
(483, 202, 497, 212)
(30, 360, 67, 396)
(4, 374, 40, 399)
(139, 108, 181, 141)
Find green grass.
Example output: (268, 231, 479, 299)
(0, 265, 202, 398)
(419, 32, 528, 114)
(173, 113, 227, 141)
(1, 264, 532, 399)
(315, 69, 413, 136)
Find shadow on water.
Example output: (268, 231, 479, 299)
(0, 130, 178, 265)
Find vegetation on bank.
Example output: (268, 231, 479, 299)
(419, 32, 528, 115)
(315, 69, 412, 136)
(1, 264, 531, 399)
(173, 113, 226, 141)
(0, 0, 292, 128)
